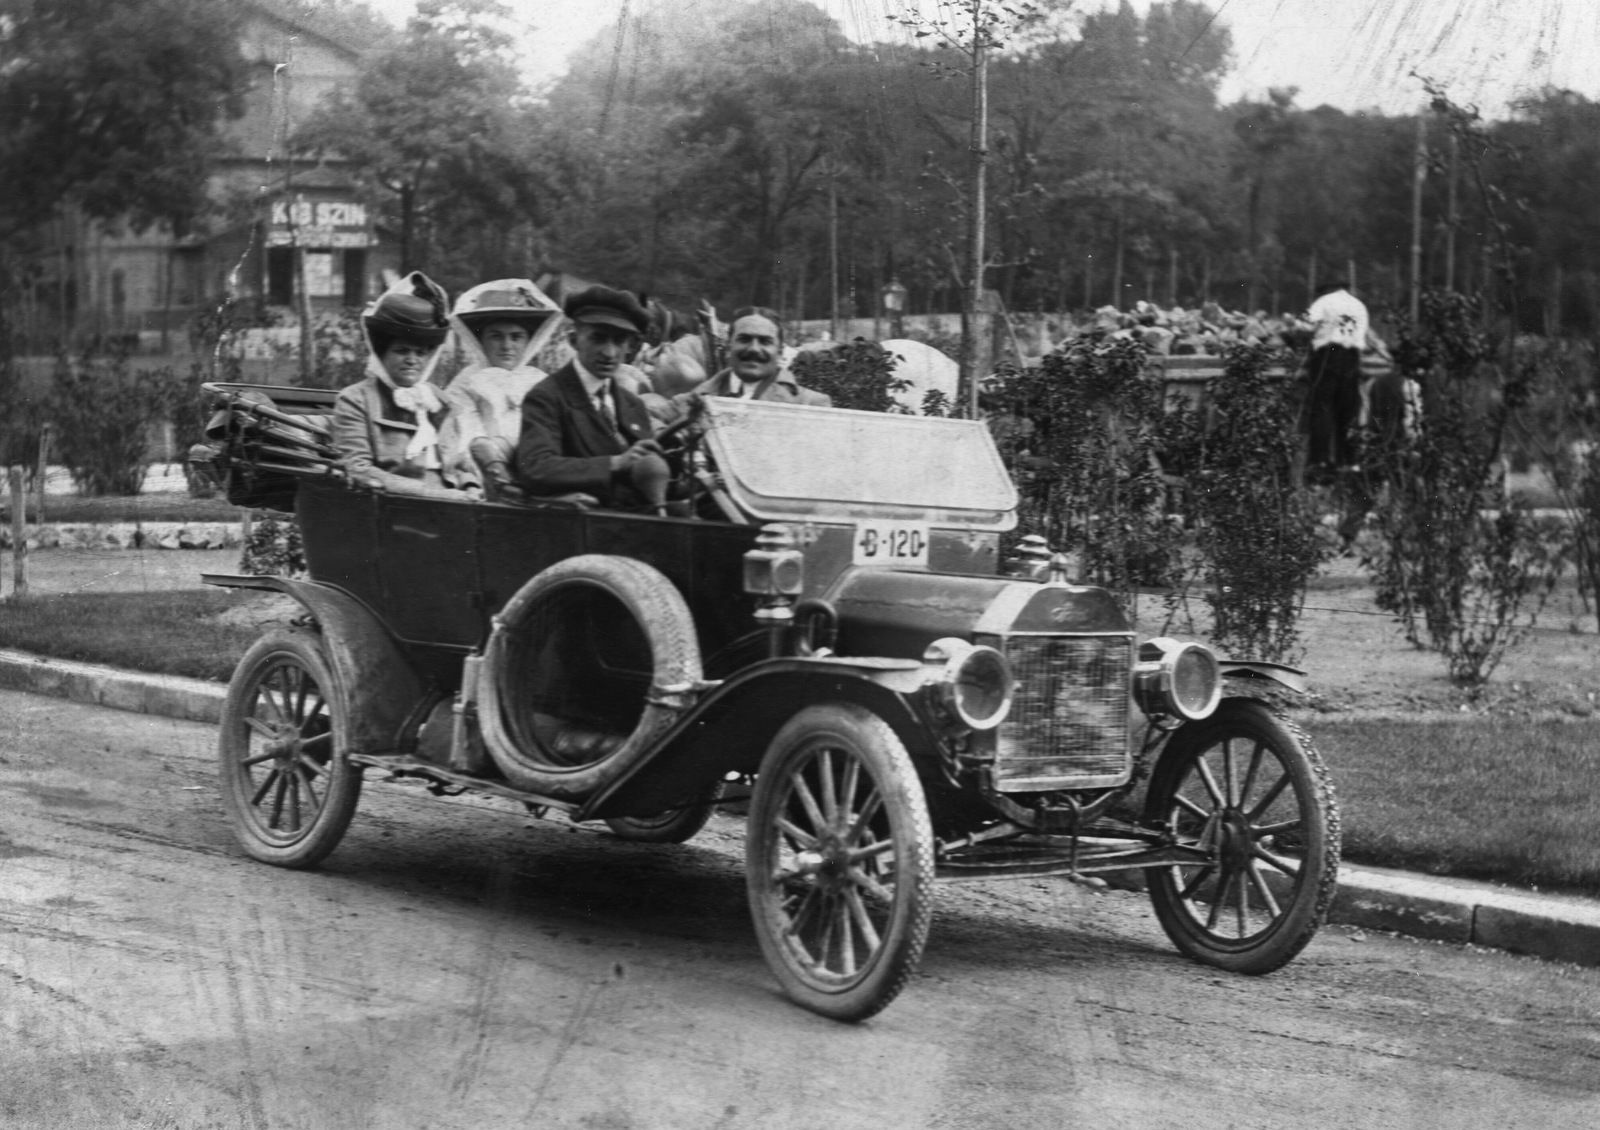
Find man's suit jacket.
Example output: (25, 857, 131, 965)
(515, 362, 655, 505)
(694, 369, 832, 407)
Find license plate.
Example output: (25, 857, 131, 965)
(852, 521, 930, 567)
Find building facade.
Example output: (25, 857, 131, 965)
(18, 0, 395, 354)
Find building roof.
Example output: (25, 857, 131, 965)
(240, 0, 374, 61)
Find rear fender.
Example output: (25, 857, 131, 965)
(205, 573, 426, 756)
(577, 659, 944, 821)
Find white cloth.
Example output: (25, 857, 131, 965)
(385, 379, 444, 468)
(1306, 289, 1369, 351)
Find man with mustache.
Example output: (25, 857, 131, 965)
(687, 307, 832, 406)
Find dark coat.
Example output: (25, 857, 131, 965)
(515, 362, 655, 505)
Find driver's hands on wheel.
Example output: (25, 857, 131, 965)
(609, 438, 666, 474)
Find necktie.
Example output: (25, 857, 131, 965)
(595, 384, 623, 439)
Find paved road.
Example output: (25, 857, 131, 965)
(3, 689, 1598, 1129)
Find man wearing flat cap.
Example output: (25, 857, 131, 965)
(515, 285, 668, 509)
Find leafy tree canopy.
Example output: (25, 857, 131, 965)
(0, 0, 249, 242)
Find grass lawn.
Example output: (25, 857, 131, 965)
(0, 589, 258, 682)
(1314, 716, 1600, 894)
(2, 494, 244, 524)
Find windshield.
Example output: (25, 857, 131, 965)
(701, 399, 1017, 529)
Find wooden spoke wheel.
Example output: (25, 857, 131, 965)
(746, 704, 934, 1022)
(1143, 698, 1341, 974)
(219, 630, 361, 868)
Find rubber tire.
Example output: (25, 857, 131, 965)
(604, 781, 723, 844)
(219, 629, 362, 868)
(1143, 698, 1341, 974)
(746, 703, 935, 1022)
(479, 555, 703, 800)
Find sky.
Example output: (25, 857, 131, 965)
(362, 0, 1600, 118)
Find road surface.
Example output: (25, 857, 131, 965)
(2, 689, 1597, 1129)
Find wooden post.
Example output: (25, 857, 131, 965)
(34, 424, 51, 528)
(9, 466, 27, 599)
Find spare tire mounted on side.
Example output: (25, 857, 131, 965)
(478, 554, 703, 799)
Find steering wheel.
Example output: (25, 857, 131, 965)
(652, 397, 721, 519)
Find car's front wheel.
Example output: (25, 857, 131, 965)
(1143, 698, 1340, 974)
(746, 704, 934, 1022)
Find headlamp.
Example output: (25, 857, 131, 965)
(1133, 637, 1222, 721)
(923, 637, 1013, 731)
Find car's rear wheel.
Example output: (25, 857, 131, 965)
(746, 704, 934, 1022)
(219, 629, 361, 868)
(1143, 698, 1340, 974)
(604, 781, 723, 843)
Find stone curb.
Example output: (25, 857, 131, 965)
(0, 521, 245, 551)
(0, 648, 226, 724)
(1103, 860, 1599, 969)
(2, 647, 1597, 970)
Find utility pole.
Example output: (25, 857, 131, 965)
(275, 35, 314, 385)
(1445, 128, 1459, 292)
(962, 0, 990, 420)
(829, 170, 840, 342)
(1409, 110, 1427, 322)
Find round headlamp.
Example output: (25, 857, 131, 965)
(1133, 637, 1222, 721)
(923, 637, 1013, 731)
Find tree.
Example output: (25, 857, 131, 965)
(0, 0, 248, 361)
(0, 0, 248, 244)
(1232, 88, 1303, 311)
(294, 0, 529, 275)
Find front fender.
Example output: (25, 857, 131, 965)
(577, 657, 944, 821)
(205, 573, 426, 756)
(1218, 659, 1308, 695)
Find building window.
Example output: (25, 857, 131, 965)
(343, 249, 367, 306)
(267, 246, 293, 306)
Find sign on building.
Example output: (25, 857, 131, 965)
(267, 198, 372, 249)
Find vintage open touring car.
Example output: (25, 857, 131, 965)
(199, 381, 1340, 1022)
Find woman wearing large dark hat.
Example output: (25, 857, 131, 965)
(330, 271, 480, 497)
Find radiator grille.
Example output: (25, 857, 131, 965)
(992, 635, 1133, 788)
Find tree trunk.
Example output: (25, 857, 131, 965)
(1112, 202, 1126, 308)
(400, 185, 416, 272)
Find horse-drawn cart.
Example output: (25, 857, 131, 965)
(200, 382, 1340, 1021)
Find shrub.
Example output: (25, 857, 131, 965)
(239, 513, 305, 577)
(992, 335, 1183, 603)
(788, 339, 909, 412)
(1186, 344, 1332, 663)
(45, 346, 191, 497)
(1362, 290, 1567, 688)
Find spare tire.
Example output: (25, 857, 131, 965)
(479, 555, 703, 799)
